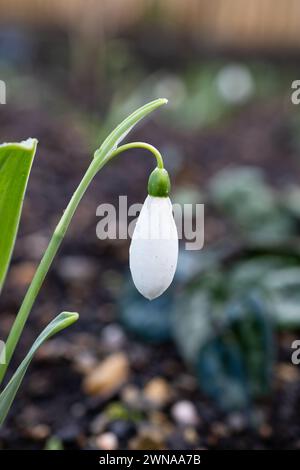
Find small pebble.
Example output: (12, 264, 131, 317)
(25, 424, 51, 440)
(171, 400, 199, 426)
(184, 427, 199, 445)
(9, 262, 36, 288)
(83, 352, 129, 396)
(95, 432, 118, 450)
(129, 427, 165, 450)
(101, 324, 126, 351)
(149, 412, 173, 437)
(210, 422, 229, 438)
(121, 384, 142, 407)
(143, 377, 172, 408)
(227, 412, 247, 433)
(259, 423, 273, 439)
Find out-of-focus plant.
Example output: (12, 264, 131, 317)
(209, 166, 295, 242)
(208, 166, 300, 328)
(172, 274, 274, 411)
(0, 98, 177, 425)
(171, 255, 300, 410)
(231, 260, 300, 329)
(120, 282, 174, 343)
(174, 168, 300, 409)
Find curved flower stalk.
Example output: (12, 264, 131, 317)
(0, 98, 176, 423)
(130, 168, 178, 300)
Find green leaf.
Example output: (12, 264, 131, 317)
(0, 139, 37, 292)
(94, 98, 168, 162)
(0, 311, 79, 425)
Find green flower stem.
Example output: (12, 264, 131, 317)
(108, 142, 164, 169)
(0, 141, 164, 386)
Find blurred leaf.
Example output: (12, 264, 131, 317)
(94, 98, 167, 161)
(172, 275, 274, 411)
(0, 139, 37, 292)
(0, 311, 79, 425)
(119, 282, 173, 343)
(264, 268, 300, 329)
(226, 296, 274, 398)
(209, 166, 294, 241)
(228, 256, 293, 292)
(283, 185, 300, 218)
(228, 257, 300, 328)
(172, 286, 216, 366)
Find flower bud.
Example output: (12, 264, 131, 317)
(147, 167, 171, 197)
(129, 194, 178, 300)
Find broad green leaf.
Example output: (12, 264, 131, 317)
(94, 98, 168, 162)
(0, 139, 37, 291)
(0, 311, 78, 425)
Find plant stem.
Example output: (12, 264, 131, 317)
(0, 141, 164, 385)
(108, 142, 164, 169)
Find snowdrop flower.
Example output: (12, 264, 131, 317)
(130, 167, 178, 300)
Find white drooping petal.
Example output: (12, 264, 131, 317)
(129, 195, 178, 300)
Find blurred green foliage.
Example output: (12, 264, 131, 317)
(119, 282, 174, 343)
(209, 167, 294, 242)
(173, 286, 273, 411)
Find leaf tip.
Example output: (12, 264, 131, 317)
(0, 138, 38, 153)
(20, 138, 38, 150)
(63, 311, 79, 323)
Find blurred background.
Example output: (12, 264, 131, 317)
(1, 0, 300, 450)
